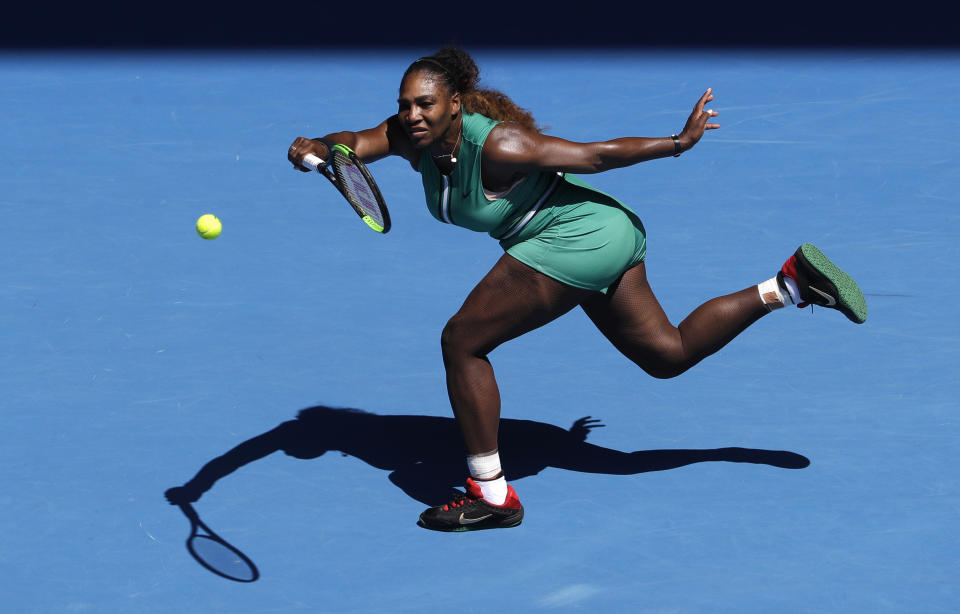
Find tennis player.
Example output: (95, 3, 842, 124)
(287, 47, 866, 532)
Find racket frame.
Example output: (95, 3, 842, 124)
(179, 502, 260, 582)
(303, 144, 391, 234)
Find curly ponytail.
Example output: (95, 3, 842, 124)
(404, 47, 541, 133)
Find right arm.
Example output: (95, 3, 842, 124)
(287, 115, 417, 171)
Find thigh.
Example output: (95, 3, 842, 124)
(579, 262, 679, 360)
(446, 253, 596, 355)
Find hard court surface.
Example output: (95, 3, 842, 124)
(1, 48, 957, 612)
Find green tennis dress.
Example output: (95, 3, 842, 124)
(419, 112, 646, 293)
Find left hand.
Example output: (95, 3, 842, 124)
(677, 88, 720, 152)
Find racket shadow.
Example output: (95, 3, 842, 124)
(170, 501, 260, 583)
(164, 405, 810, 508)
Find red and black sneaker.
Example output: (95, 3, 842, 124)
(417, 478, 524, 532)
(779, 243, 867, 324)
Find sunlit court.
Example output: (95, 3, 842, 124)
(2, 44, 957, 612)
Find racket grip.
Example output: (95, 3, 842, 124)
(301, 153, 326, 171)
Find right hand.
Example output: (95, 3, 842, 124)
(287, 137, 331, 172)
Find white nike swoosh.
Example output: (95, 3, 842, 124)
(809, 286, 837, 307)
(458, 513, 493, 525)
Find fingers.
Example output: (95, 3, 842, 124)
(697, 88, 715, 113)
(287, 136, 312, 172)
(677, 88, 720, 151)
(690, 88, 718, 123)
(287, 137, 301, 164)
(699, 88, 719, 130)
(703, 108, 719, 130)
(695, 87, 713, 111)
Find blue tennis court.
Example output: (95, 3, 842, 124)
(2, 48, 957, 612)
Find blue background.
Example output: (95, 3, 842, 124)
(1, 11, 958, 613)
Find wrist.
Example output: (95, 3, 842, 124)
(311, 137, 337, 160)
(670, 134, 683, 157)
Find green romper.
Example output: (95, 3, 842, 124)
(419, 112, 646, 293)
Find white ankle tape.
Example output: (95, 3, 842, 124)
(467, 450, 502, 480)
(757, 277, 786, 310)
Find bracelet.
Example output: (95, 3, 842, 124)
(670, 134, 682, 157)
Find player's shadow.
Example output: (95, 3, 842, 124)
(165, 405, 809, 506)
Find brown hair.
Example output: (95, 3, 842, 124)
(404, 47, 541, 133)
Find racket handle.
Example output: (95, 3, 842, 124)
(301, 153, 326, 171)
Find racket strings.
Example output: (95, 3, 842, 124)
(333, 153, 386, 226)
(190, 535, 258, 582)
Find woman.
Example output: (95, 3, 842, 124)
(288, 48, 866, 532)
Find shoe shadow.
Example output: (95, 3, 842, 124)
(165, 405, 809, 507)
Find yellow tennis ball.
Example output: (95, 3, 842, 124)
(196, 214, 222, 240)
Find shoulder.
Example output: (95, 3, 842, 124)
(477, 122, 546, 186)
(484, 122, 539, 156)
(482, 122, 543, 168)
(481, 123, 597, 177)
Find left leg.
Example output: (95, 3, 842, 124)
(581, 243, 868, 378)
(581, 261, 769, 379)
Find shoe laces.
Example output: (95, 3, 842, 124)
(441, 490, 478, 512)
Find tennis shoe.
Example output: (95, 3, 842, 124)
(417, 478, 524, 532)
(779, 243, 867, 324)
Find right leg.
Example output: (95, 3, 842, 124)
(440, 253, 594, 454)
(419, 253, 594, 532)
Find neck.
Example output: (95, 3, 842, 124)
(431, 115, 463, 162)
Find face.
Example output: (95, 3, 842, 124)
(397, 70, 460, 149)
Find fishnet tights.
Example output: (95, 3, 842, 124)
(441, 255, 769, 453)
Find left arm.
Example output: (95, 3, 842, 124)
(483, 88, 719, 179)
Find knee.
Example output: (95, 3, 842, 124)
(645, 362, 690, 380)
(627, 341, 692, 380)
(440, 315, 478, 360)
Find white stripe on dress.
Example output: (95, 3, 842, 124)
(439, 175, 452, 224)
(496, 172, 562, 241)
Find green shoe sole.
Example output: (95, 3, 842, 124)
(799, 243, 868, 324)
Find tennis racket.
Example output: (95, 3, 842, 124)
(302, 144, 391, 234)
(176, 502, 259, 582)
